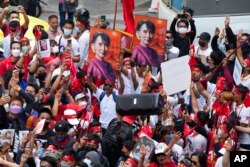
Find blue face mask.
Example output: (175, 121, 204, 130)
(75, 27, 81, 34)
(63, 28, 72, 36)
(57, 135, 67, 142)
(37, 147, 45, 158)
(60, 162, 71, 167)
(165, 133, 173, 143)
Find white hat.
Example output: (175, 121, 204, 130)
(74, 93, 85, 101)
(155, 143, 168, 154)
(63, 109, 79, 125)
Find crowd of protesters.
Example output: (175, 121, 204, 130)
(0, 1, 249, 167)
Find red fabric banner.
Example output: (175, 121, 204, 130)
(122, 0, 135, 34)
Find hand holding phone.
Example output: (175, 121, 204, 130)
(67, 39, 72, 46)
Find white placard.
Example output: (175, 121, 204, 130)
(38, 39, 51, 58)
(161, 55, 191, 95)
(233, 57, 242, 85)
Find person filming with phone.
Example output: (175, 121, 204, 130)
(170, 7, 196, 57)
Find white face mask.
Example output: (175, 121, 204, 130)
(12, 49, 21, 57)
(79, 101, 88, 109)
(217, 128, 224, 138)
(178, 27, 188, 34)
(83, 158, 91, 167)
(51, 46, 59, 53)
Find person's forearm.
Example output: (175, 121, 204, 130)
(65, 92, 74, 103)
(52, 98, 60, 117)
(235, 126, 250, 133)
(22, 10, 29, 30)
(0, 8, 7, 28)
(195, 81, 210, 100)
(118, 73, 124, 94)
(29, 59, 39, 74)
(236, 41, 245, 66)
(16, 57, 25, 69)
(50, 74, 62, 93)
(211, 35, 219, 51)
(0, 159, 19, 167)
(138, 156, 145, 167)
(131, 68, 138, 90)
(223, 66, 233, 91)
(45, 72, 52, 89)
(222, 150, 230, 167)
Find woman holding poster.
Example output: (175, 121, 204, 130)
(87, 32, 116, 87)
(132, 20, 161, 68)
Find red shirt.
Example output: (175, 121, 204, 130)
(2, 23, 27, 38)
(150, 160, 176, 167)
(0, 56, 15, 76)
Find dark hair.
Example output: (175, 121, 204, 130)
(38, 108, 52, 117)
(10, 41, 21, 49)
(48, 15, 58, 21)
(89, 121, 101, 129)
(91, 32, 110, 47)
(8, 11, 19, 18)
(63, 19, 74, 28)
(27, 83, 39, 93)
(235, 84, 249, 99)
(87, 134, 101, 143)
(166, 30, 173, 35)
(160, 125, 174, 136)
(180, 103, 192, 115)
(136, 20, 155, 34)
(177, 19, 189, 27)
(191, 152, 207, 167)
(50, 40, 58, 46)
(123, 140, 136, 151)
(62, 149, 77, 160)
(183, 7, 194, 16)
(10, 96, 23, 105)
(242, 33, 249, 38)
(40, 156, 58, 167)
(210, 50, 225, 65)
(197, 111, 209, 125)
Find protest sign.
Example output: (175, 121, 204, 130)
(161, 55, 191, 95)
(233, 57, 242, 85)
(34, 119, 46, 134)
(38, 39, 51, 57)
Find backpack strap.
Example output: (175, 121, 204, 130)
(112, 92, 117, 102)
(58, 35, 63, 53)
(99, 91, 106, 102)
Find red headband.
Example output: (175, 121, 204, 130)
(191, 67, 201, 72)
(62, 155, 76, 162)
(216, 77, 226, 90)
(47, 145, 58, 151)
(60, 53, 71, 60)
(89, 126, 102, 132)
(126, 158, 138, 167)
(64, 114, 77, 119)
(232, 87, 245, 97)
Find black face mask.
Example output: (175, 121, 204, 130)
(198, 41, 206, 47)
(37, 72, 46, 80)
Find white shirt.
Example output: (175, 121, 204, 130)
(94, 88, 118, 129)
(76, 30, 90, 68)
(195, 46, 213, 58)
(2, 34, 18, 57)
(55, 35, 80, 58)
(233, 103, 250, 145)
(120, 69, 134, 94)
(185, 132, 207, 156)
(165, 46, 180, 60)
(239, 74, 250, 90)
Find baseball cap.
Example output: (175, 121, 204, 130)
(66, 103, 85, 112)
(197, 32, 211, 41)
(123, 116, 137, 124)
(55, 120, 69, 132)
(64, 109, 79, 125)
(74, 92, 86, 101)
(155, 143, 168, 154)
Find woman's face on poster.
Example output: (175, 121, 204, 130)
(136, 23, 154, 46)
(92, 36, 109, 58)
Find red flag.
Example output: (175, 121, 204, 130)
(188, 44, 198, 67)
(122, 0, 135, 34)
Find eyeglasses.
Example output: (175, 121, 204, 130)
(191, 160, 198, 165)
(166, 36, 172, 39)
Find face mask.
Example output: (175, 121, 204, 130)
(37, 147, 45, 158)
(75, 27, 81, 34)
(166, 38, 174, 47)
(79, 101, 88, 109)
(63, 28, 72, 36)
(199, 41, 206, 47)
(37, 72, 46, 80)
(9, 105, 22, 114)
(22, 46, 29, 53)
(51, 46, 59, 53)
(217, 129, 224, 138)
(60, 162, 71, 167)
(12, 49, 21, 57)
(57, 135, 67, 142)
(23, 103, 27, 109)
(177, 27, 188, 34)
(165, 133, 173, 143)
(83, 158, 91, 167)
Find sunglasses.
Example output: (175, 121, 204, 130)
(166, 36, 172, 39)
(191, 160, 198, 165)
